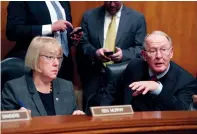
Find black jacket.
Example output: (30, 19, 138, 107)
(6, 1, 72, 59)
(101, 59, 197, 111)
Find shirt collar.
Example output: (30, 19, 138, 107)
(105, 5, 123, 18)
(149, 63, 170, 79)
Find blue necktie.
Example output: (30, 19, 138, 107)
(51, 1, 69, 56)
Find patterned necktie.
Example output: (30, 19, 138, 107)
(150, 75, 157, 81)
(51, 1, 69, 56)
(104, 16, 117, 65)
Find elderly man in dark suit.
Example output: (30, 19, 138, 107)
(77, 1, 147, 110)
(100, 31, 197, 111)
(6, 1, 82, 81)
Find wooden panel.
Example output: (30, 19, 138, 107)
(70, 1, 103, 27)
(2, 111, 197, 134)
(1, 1, 197, 78)
(1, 1, 15, 60)
(123, 1, 197, 76)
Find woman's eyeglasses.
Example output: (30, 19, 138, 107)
(40, 55, 63, 62)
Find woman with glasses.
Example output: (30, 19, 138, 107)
(1, 36, 84, 116)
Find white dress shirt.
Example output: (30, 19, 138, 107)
(42, 1, 67, 46)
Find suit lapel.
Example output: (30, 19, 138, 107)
(59, 1, 70, 21)
(26, 72, 47, 116)
(37, 1, 52, 24)
(116, 6, 131, 46)
(59, 1, 73, 33)
(159, 63, 176, 94)
(97, 6, 105, 47)
(52, 79, 61, 115)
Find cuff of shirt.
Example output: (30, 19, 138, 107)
(42, 24, 52, 35)
(150, 81, 163, 96)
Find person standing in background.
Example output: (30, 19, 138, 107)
(6, 1, 82, 81)
(77, 1, 147, 110)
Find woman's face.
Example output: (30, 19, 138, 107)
(38, 50, 63, 80)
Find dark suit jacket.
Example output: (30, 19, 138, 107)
(77, 5, 147, 80)
(1, 72, 77, 116)
(101, 59, 197, 111)
(6, 1, 73, 59)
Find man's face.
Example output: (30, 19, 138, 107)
(104, 1, 122, 16)
(142, 34, 173, 75)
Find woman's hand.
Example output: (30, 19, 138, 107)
(19, 107, 31, 115)
(72, 110, 85, 115)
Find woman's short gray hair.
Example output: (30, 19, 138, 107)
(143, 30, 172, 49)
(25, 36, 63, 72)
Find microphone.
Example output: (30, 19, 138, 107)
(85, 70, 108, 115)
(85, 88, 105, 115)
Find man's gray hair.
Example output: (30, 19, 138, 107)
(143, 30, 172, 49)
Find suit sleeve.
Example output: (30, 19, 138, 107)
(80, 12, 97, 58)
(152, 79, 197, 110)
(67, 81, 77, 111)
(63, 1, 74, 45)
(66, 1, 72, 23)
(122, 15, 147, 61)
(1, 82, 20, 111)
(6, 1, 42, 41)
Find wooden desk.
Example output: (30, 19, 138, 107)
(1, 111, 197, 134)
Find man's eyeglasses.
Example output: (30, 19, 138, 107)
(145, 47, 172, 57)
(40, 55, 63, 62)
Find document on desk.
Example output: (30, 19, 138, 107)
(90, 105, 134, 117)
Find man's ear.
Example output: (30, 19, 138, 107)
(141, 50, 146, 61)
(170, 47, 173, 59)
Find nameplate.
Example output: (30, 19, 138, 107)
(0, 110, 31, 122)
(90, 105, 134, 117)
